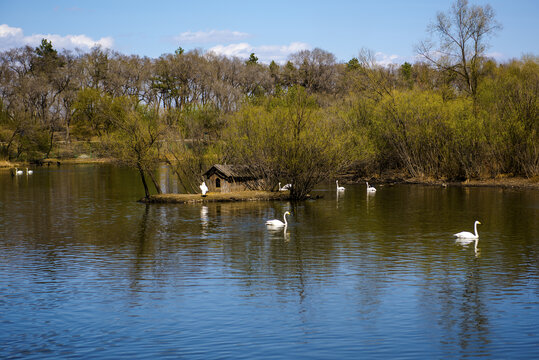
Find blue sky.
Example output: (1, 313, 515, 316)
(1, 0, 537, 64)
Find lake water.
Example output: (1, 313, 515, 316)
(1, 164, 538, 359)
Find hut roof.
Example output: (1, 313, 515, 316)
(204, 164, 260, 182)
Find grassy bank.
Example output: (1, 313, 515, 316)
(139, 191, 293, 204)
(0, 157, 115, 168)
(344, 173, 539, 190)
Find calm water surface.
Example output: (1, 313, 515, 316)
(1, 165, 538, 359)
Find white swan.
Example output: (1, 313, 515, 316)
(266, 211, 290, 227)
(15, 168, 23, 175)
(336, 180, 345, 191)
(279, 182, 291, 191)
(199, 181, 208, 196)
(366, 182, 376, 192)
(26, 168, 33, 175)
(454, 220, 481, 239)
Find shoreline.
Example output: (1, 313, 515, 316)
(0, 157, 114, 168)
(139, 191, 293, 204)
(1, 159, 537, 190)
(342, 170, 539, 190)
(375, 176, 539, 190)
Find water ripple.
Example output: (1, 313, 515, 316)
(1, 171, 538, 358)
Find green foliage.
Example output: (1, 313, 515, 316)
(333, 95, 379, 173)
(179, 104, 224, 138)
(477, 58, 539, 176)
(101, 98, 165, 197)
(17, 123, 51, 161)
(0, 99, 49, 161)
(164, 104, 225, 193)
(400, 62, 412, 80)
(35, 39, 57, 58)
(341, 86, 493, 180)
(399, 62, 413, 89)
(226, 86, 348, 199)
(31, 38, 64, 75)
(175, 46, 185, 55)
(347, 57, 360, 71)
(72, 88, 113, 138)
(246, 53, 258, 65)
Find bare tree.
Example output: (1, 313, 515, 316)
(417, 0, 501, 99)
(289, 48, 338, 94)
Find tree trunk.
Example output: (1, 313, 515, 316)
(147, 169, 162, 194)
(137, 164, 150, 198)
(65, 117, 71, 144)
(45, 127, 55, 158)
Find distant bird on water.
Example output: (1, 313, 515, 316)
(266, 211, 291, 228)
(366, 182, 376, 193)
(454, 221, 481, 240)
(336, 180, 345, 191)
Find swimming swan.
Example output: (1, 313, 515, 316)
(266, 211, 291, 227)
(454, 221, 481, 239)
(26, 168, 33, 175)
(15, 168, 23, 175)
(366, 182, 376, 192)
(336, 180, 345, 191)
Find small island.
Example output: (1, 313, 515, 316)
(139, 191, 293, 204)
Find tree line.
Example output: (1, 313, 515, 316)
(0, 0, 537, 199)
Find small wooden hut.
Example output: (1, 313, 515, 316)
(203, 164, 263, 193)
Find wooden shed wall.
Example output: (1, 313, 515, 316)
(206, 174, 250, 193)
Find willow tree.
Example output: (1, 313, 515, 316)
(477, 57, 539, 177)
(102, 97, 165, 198)
(164, 104, 224, 193)
(225, 86, 347, 199)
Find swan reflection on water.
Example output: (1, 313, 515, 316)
(201, 205, 209, 223)
(455, 237, 481, 257)
(336, 188, 342, 208)
(201, 205, 209, 236)
(267, 225, 290, 241)
(366, 189, 375, 213)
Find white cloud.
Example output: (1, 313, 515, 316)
(486, 51, 506, 61)
(0, 24, 23, 37)
(175, 30, 250, 44)
(209, 43, 252, 58)
(209, 41, 311, 64)
(0, 24, 113, 52)
(374, 52, 402, 66)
